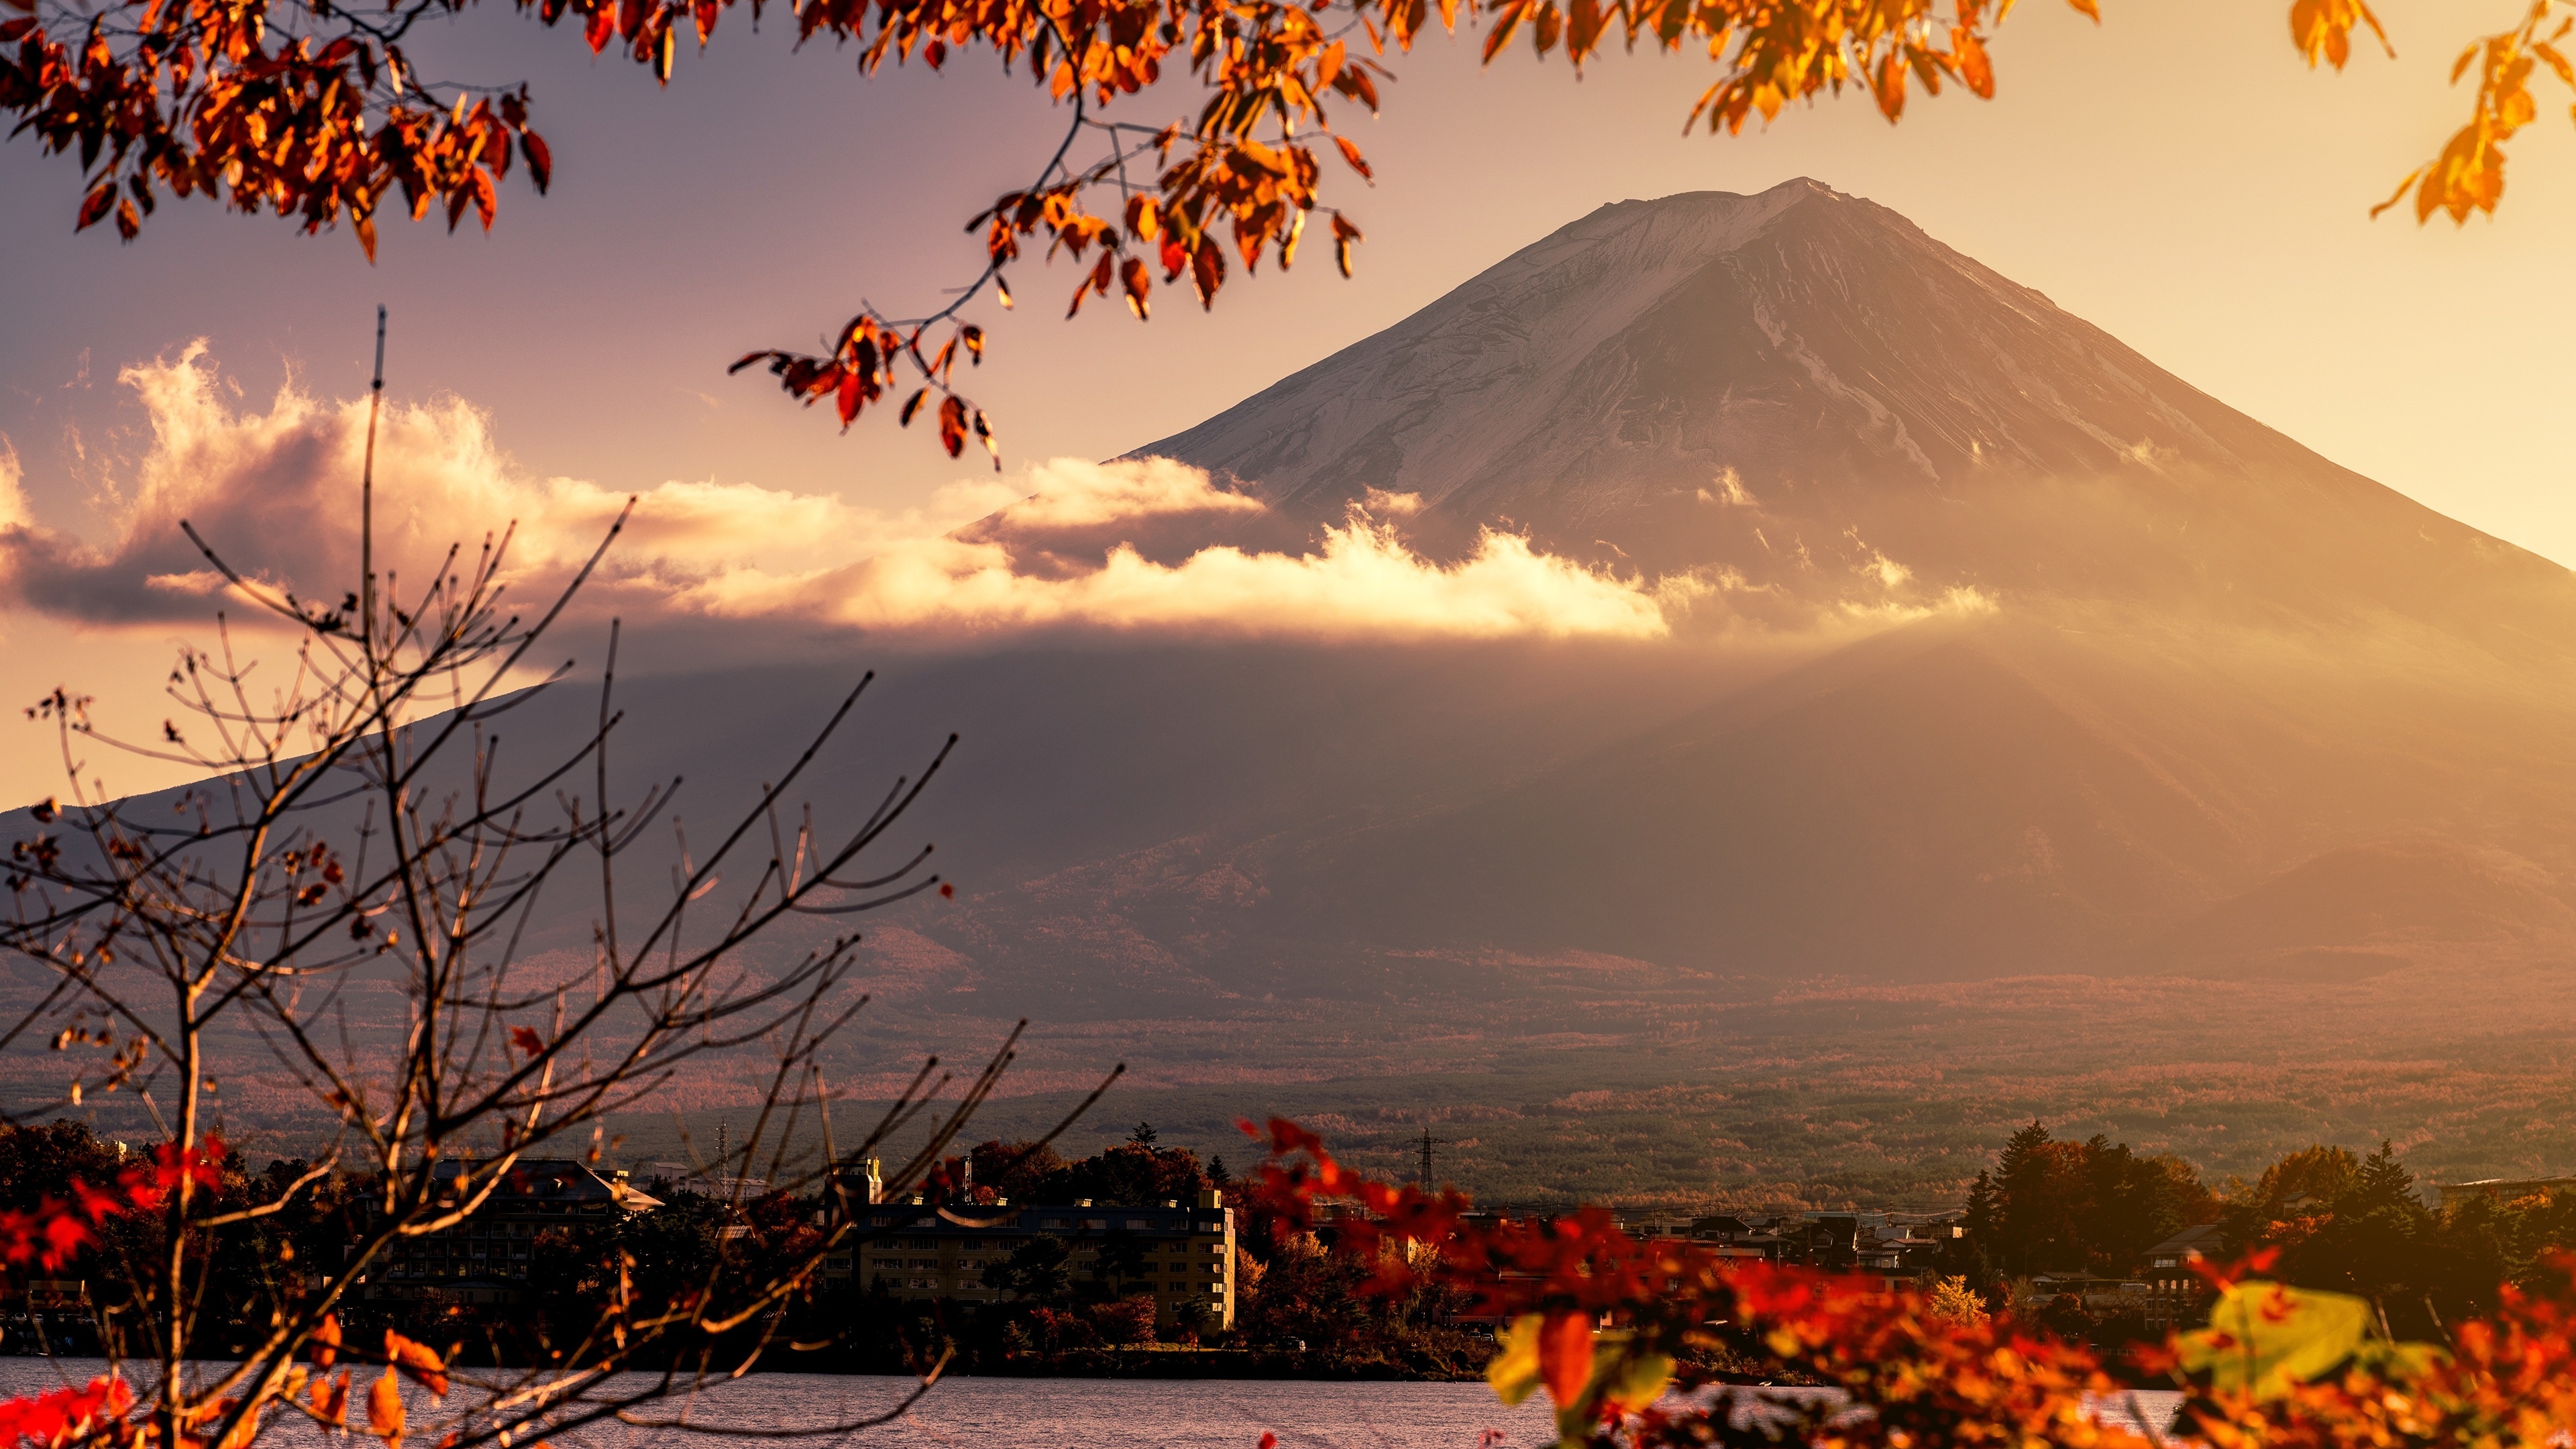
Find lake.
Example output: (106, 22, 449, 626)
(0, 1360, 2182, 1448)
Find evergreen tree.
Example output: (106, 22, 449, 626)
(1955, 1170, 2001, 1291)
(1994, 1120, 2054, 1276)
(2349, 1140, 2418, 1215)
(1996, 1120, 2051, 1184)
(1963, 1170, 2000, 1243)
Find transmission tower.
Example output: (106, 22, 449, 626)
(1415, 1128, 1451, 1188)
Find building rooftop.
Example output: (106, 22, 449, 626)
(2143, 1222, 2230, 1261)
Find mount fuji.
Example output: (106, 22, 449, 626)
(32, 180, 2576, 1198)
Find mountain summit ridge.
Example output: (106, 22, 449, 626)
(1138, 179, 2574, 637)
(1141, 178, 2288, 506)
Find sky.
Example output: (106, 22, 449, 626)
(4, 0, 2576, 797)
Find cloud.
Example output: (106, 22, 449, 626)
(0, 437, 26, 532)
(692, 494, 1703, 639)
(0, 343, 1047, 625)
(0, 346, 1699, 643)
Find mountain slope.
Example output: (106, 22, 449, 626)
(1140, 180, 2576, 646)
(23, 183, 2576, 1199)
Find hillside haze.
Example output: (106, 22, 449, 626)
(21, 180, 2576, 1203)
(1107, 182, 2576, 981)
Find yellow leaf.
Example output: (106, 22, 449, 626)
(2176, 1280, 2371, 1398)
(1485, 1314, 1546, 1407)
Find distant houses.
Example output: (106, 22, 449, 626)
(1525, 1208, 1969, 1283)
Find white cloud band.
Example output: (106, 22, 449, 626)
(0, 346, 1698, 643)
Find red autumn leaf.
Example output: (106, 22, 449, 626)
(1121, 256, 1150, 319)
(836, 367, 864, 427)
(509, 1026, 543, 1057)
(75, 183, 115, 231)
(68, 1179, 121, 1224)
(936, 396, 968, 458)
(1190, 243, 1224, 308)
(36, 1205, 91, 1268)
(520, 130, 553, 193)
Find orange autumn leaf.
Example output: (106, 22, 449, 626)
(216, 1401, 260, 1449)
(312, 1313, 341, 1368)
(310, 1371, 349, 1428)
(2290, 0, 2391, 71)
(365, 1368, 403, 1443)
(383, 1331, 449, 1396)
(1538, 1311, 1594, 1406)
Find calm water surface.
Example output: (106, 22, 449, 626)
(0, 1360, 2180, 1448)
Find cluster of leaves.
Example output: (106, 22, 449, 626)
(0, 1320, 461, 1449)
(729, 317, 996, 464)
(161, 1320, 454, 1449)
(0, 1135, 223, 1271)
(0, 1123, 472, 1449)
(2131, 1247, 2576, 1449)
(0, 1378, 133, 1449)
(2367, 2, 2576, 225)
(0, 0, 548, 255)
(1238, 1116, 2576, 1449)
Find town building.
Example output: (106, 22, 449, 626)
(360, 1159, 661, 1306)
(2140, 1222, 2231, 1333)
(823, 1189, 1236, 1331)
